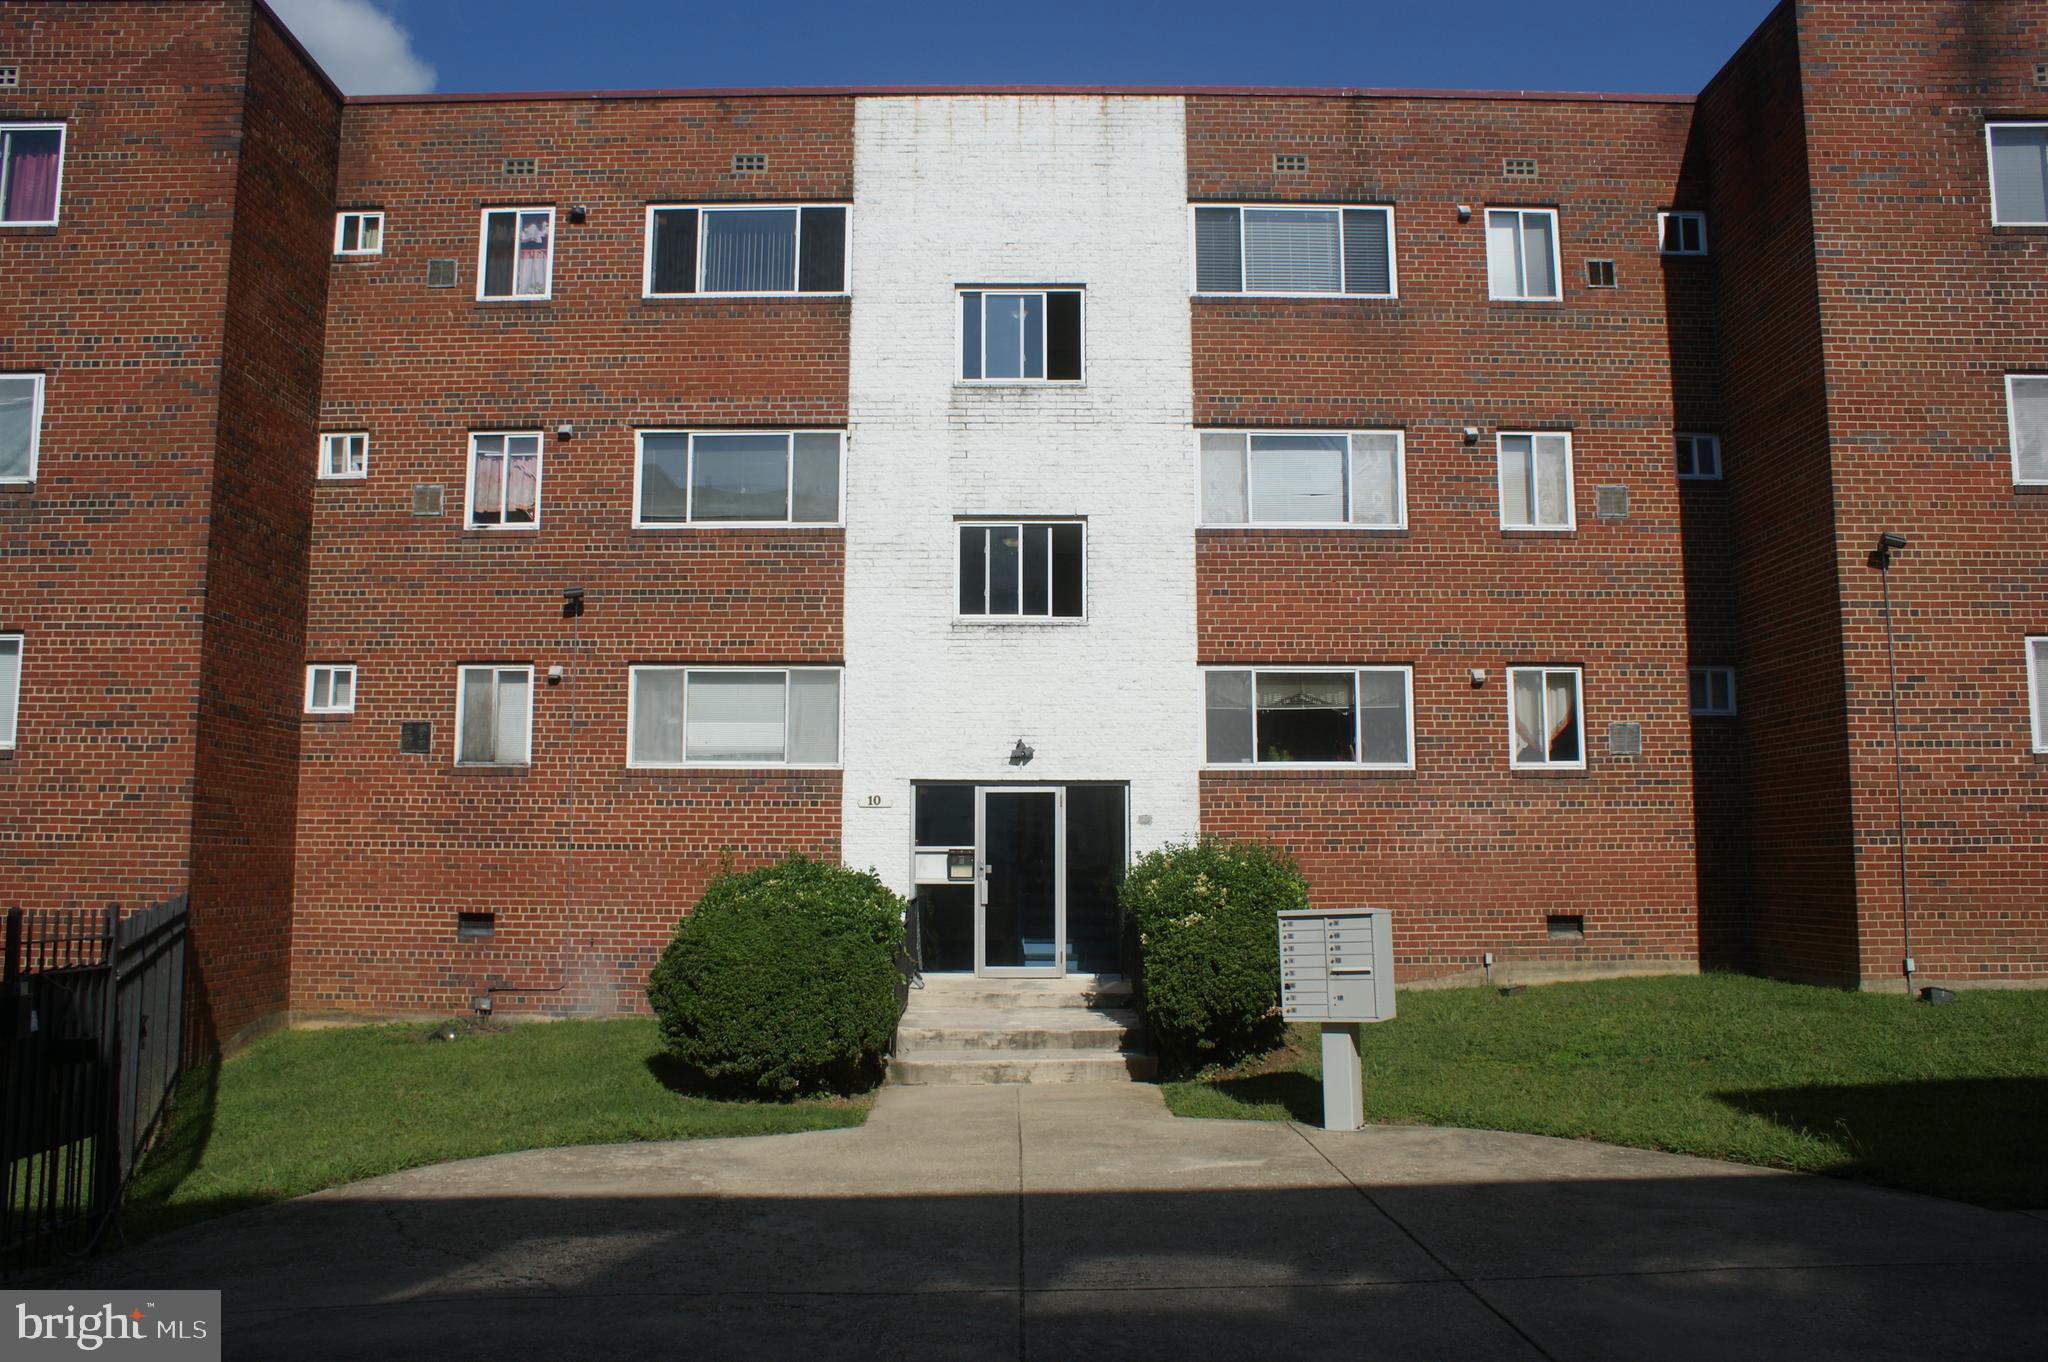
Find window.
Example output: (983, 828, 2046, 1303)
(455, 665, 532, 766)
(958, 289, 1083, 382)
(2030, 638, 2048, 753)
(477, 207, 553, 300)
(0, 123, 63, 226)
(305, 664, 357, 715)
(1585, 259, 1617, 288)
(643, 204, 848, 296)
(319, 432, 367, 481)
(958, 522, 1084, 619)
(1508, 667, 1584, 770)
(628, 666, 841, 767)
(1689, 666, 1736, 716)
(1987, 123, 2048, 226)
(1204, 667, 1414, 769)
(0, 635, 19, 749)
(1676, 433, 1722, 481)
(1497, 432, 1575, 530)
(1200, 431, 1405, 528)
(0, 373, 44, 483)
(1191, 204, 1396, 297)
(634, 430, 841, 527)
(334, 210, 383, 256)
(466, 432, 542, 529)
(1485, 208, 1560, 301)
(2006, 375, 2048, 485)
(1658, 211, 1708, 255)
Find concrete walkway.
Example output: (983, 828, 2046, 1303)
(73, 1085, 2047, 1360)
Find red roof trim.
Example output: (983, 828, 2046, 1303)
(345, 83, 1694, 109)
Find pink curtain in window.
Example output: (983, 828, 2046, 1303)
(505, 453, 537, 520)
(514, 216, 549, 295)
(4, 146, 59, 221)
(473, 450, 504, 518)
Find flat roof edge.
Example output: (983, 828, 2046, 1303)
(344, 83, 1696, 109)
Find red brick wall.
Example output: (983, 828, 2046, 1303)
(1188, 95, 1704, 982)
(188, 7, 341, 1044)
(290, 96, 854, 1017)
(0, 9, 242, 914)
(1794, 0, 2048, 986)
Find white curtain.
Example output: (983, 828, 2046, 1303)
(2012, 377, 2048, 482)
(514, 212, 550, 295)
(1512, 671, 1545, 764)
(1500, 436, 1533, 525)
(686, 672, 785, 762)
(1350, 433, 1401, 526)
(701, 209, 797, 291)
(787, 670, 840, 764)
(1201, 434, 1248, 523)
(631, 669, 684, 764)
(0, 638, 17, 748)
(495, 670, 530, 764)
(1243, 208, 1341, 292)
(1533, 434, 1569, 525)
(1545, 672, 1578, 762)
(0, 377, 37, 479)
(1486, 211, 1522, 297)
(1250, 435, 1346, 522)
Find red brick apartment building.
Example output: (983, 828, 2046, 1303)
(0, 0, 2042, 1046)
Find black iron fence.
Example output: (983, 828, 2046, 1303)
(1, 895, 189, 1276)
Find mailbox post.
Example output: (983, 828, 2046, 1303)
(1278, 908, 1395, 1132)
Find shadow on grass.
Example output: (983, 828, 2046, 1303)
(1715, 1077, 2048, 1210)
(1190, 1071, 1323, 1123)
(117, 1060, 269, 1246)
(641, 1050, 884, 1103)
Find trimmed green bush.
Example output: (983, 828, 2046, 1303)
(647, 855, 905, 1096)
(1122, 837, 1309, 1075)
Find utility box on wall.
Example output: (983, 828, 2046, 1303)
(1278, 908, 1395, 1023)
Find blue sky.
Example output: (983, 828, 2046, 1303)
(269, 0, 1781, 98)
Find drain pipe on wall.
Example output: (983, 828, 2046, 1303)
(1873, 533, 1915, 997)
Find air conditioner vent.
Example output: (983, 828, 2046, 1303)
(1503, 156, 1539, 180)
(1607, 722, 1642, 759)
(1273, 152, 1309, 173)
(731, 152, 767, 173)
(425, 258, 457, 288)
(1595, 484, 1629, 520)
(0, 66, 19, 90)
(399, 721, 432, 755)
(2034, 62, 2048, 89)
(411, 483, 445, 517)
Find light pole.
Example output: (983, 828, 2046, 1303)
(1871, 533, 1912, 995)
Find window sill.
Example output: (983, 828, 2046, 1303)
(2013, 483, 2048, 496)
(639, 292, 849, 303)
(1487, 297, 1565, 307)
(953, 382, 1087, 391)
(0, 223, 59, 235)
(302, 711, 354, 722)
(1677, 477, 1725, 488)
(473, 297, 552, 306)
(952, 618, 1089, 629)
(1500, 526, 1577, 537)
(460, 526, 540, 535)
(450, 763, 530, 776)
(1201, 765, 1416, 778)
(0, 480, 33, 493)
(1198, 525, 1408, 536)
(1511, 767, 1590, 779)
(1190, 292, 1400, 303)
(629, 523, 845, 533)
(623, 764, 842, 774)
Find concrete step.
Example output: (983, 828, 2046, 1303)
(895, 1007, 1142, 1053)
(888, 1049, 1159, 1085)
(910, 975, 1132, 1010)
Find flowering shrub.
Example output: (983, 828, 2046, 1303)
(1120, 838, 1309, 1074)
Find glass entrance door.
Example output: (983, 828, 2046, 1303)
(979, 787, 1062, 976)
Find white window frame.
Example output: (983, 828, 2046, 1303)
(1676, 432, 1722, 482)
(318, 431, 367, 481)
(2004, 374, 2048, 487)
(625, 665, 844, 770)
(1986, 122, 2048, 228)
(453, 664, 534, 767)
(1198, 429, 1408, 529)
(1200, 665, 1416, 772)
(0, 372, 45, 485)
(955, 287, 1086, 385)
(304, 663, 358, 715)
(631, 429, 845, 529)
(333, 210, 384, 256)
(1657, 211, 1708, 256)
(1689, 666, 1736, 716)
(2029, 637, 2048, 753)
(1485, 207, 1562, 302)
(954, 520, 1088, 622)
(1506, 666, 1586, 771)
(464, 431, 545, 531)
(0, 123, 66, 227)
(1186, 203, 1399, 299)
(1496, 431, 1577, 532)
(640, 203, 853, 299)
(0, 633, 20, 750)
(475, 206, 555, 302)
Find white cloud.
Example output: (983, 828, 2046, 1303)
(268, 0, 437, 96)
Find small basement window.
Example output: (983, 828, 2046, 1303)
(959, 288, 1083, 383)
(456, 912, 496, 939)
(1546, 914, 1585, 941)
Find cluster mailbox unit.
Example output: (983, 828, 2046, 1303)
(1278, 908, 1396, 1130)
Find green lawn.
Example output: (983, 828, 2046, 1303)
(123, 1018, 869, 1244)
(1164, 974, 2048, 1209)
